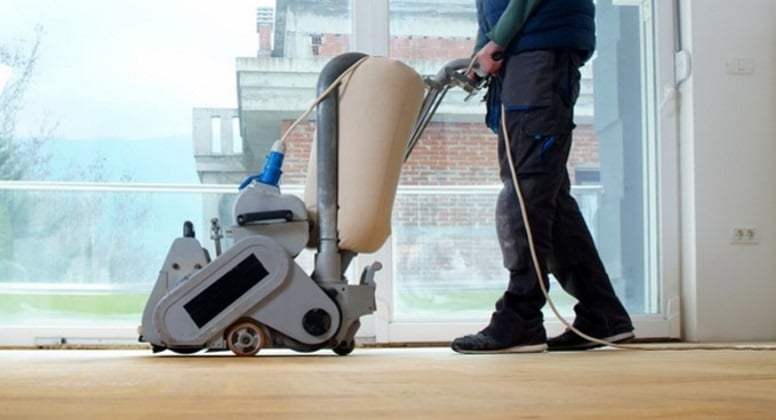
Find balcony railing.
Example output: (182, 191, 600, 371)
(0, 181, 601, 326)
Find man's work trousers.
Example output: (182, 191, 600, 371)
(487, 48, 632, 342)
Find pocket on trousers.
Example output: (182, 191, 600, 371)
(510, 108, 573, 175)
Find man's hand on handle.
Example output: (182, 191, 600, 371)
(471, 40, 505, 78)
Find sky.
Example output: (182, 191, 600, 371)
(0, 0, 275, 139)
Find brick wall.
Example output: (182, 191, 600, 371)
(308, 33, 474, 60)
(278, 29, 603, 287)
(277, 117, 600, 286)
(278, 120, 600, 186)
(390, 36, 475, 60)
(278, 120, 315, 184)
(317, 34, 350, 57)
(276, 28, 601, 284)
(289, 30, 602, 183)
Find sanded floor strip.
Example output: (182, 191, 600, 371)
(2, 346, 776, 419)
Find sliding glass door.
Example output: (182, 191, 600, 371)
(0, 0, 680, 346)
(378, 0, 681, 341)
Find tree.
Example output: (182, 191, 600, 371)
(0, 26, 53, 281)
(0, 25, 54, 181)
(1, 27, 156, 289)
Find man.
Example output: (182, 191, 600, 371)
(451, 0, 634, 354)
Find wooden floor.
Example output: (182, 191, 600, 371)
(2, 345, 776, 419)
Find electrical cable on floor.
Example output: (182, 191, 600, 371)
(499, 104, 775, 351)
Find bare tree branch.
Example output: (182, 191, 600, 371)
(0, 25, 48, 180)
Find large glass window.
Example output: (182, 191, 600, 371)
(0, 0, 351, 340)
(385, 0, 672, 340)
(1, 185, 211, 328)
(0, 0, 677, 345)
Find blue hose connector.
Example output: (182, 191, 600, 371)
(258, 149, 284, 186)
(238, 140, 285, 190)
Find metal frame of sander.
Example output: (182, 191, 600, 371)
(138, 53, 478, 356)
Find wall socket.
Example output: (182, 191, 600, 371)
(731, 226, 759, 244)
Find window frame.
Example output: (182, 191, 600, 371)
(370, 0, 682, 343)
(0, 0, 681, 346)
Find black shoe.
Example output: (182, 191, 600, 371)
(451, 330, 547, 354)
(547, 328, 635, 351)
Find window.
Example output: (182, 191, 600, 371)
(310, 34, 323, 56)
(382, 0, 679, 341)
(574, 167, 601, 185)
(0, 0, 353, 343)
(0, 0, 679, 345)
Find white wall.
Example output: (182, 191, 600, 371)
(679, 0, 776, 341)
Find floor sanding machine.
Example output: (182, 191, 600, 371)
(138, 53, 480, 356)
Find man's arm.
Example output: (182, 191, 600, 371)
(472, 0, 546, 76)
(488, 0, 545, 49)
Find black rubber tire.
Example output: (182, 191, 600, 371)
(333, 341, 354, 356)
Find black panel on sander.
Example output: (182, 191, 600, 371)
(184, 254, 269, 328)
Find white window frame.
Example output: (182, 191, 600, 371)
(367, 0, 682, 343)
(0, 0, 682, 346)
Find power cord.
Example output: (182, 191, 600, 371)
(278, 56, 371, 146)
(499, 104, 775, 352)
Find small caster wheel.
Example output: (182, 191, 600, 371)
(226, 320, 266, 357)
(333, 341, 355, 356)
